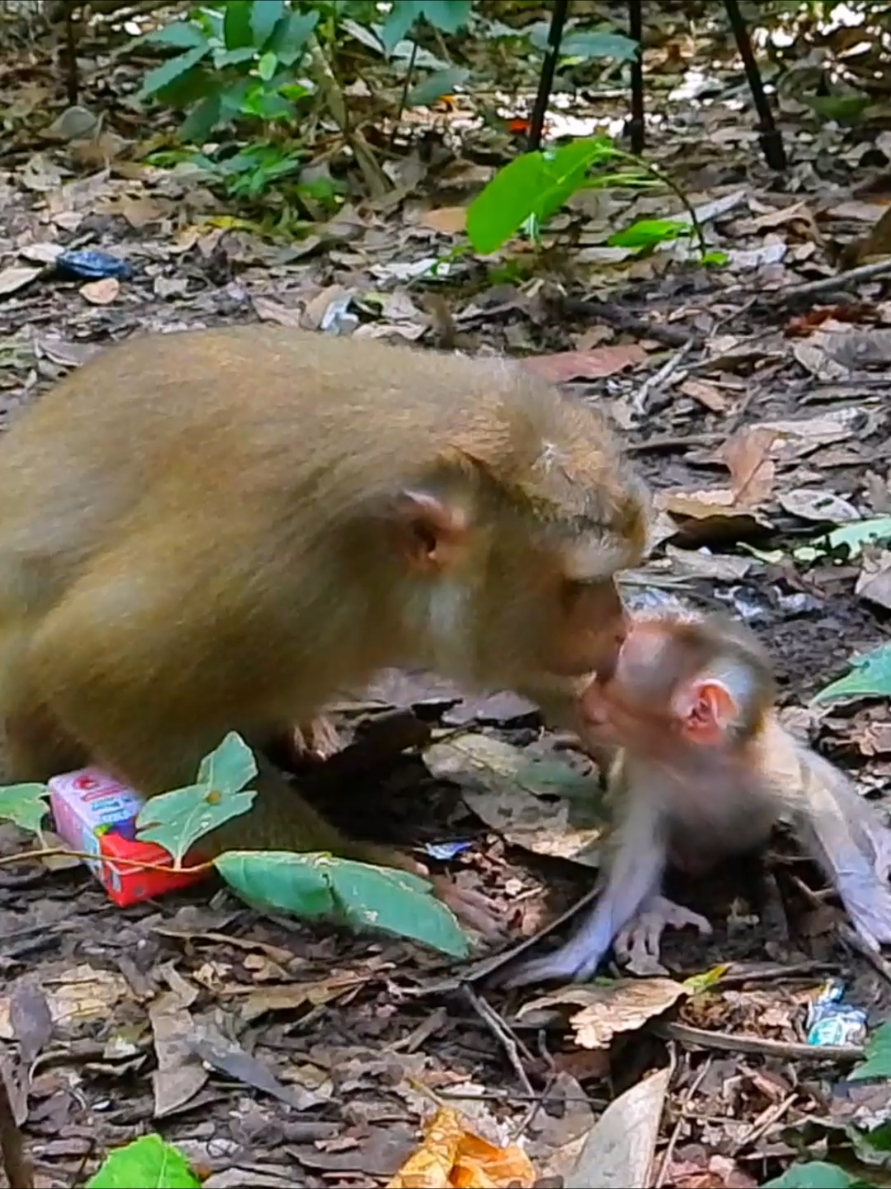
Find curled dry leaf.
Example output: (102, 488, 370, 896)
(856, 550, 891, 611)
(387, 1105, 535, 1189)
(420, 207, 468, 235)
(516, 977, 687, 1050)
(0, 265, 42, 296)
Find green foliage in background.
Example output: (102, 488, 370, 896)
(86, 1134, 200, 1189)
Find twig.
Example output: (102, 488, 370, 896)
(651, 1019, 863, 1063)
(770, 258, 891, 306)
(730, 1091, 798, 1157)
(462, 885, 601, 984)
(837, 923, 891, 987)
(462, 985, 535, 1096)
(631, 339, 695, 415)
(655, 1052, 706, 1189)
(559, 297, 697, 348)
(0, 1066, 32, 1189)
(390, 40, 419, 151)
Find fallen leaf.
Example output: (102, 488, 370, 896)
(856, 549, 891, 611)
(0, 266, 42, 296)
(149, 986, 208, 1118)
(420, 207, 467, 234)
(679, 378, 730, 412)
(722, 426, 778, 506)
(253, 296, 304, 327)
(0, 964, 129, 1038)
(779, 489, 861, 523)
(80, 278, 120, 305)
(664, 545, 754, 581)
(387, 1106, 535, 1189)
(522, 344, 647, 382)
(565, 1067, 670, 1189)
(516, 978, 687, 1049)
(424, 733, 608, 867)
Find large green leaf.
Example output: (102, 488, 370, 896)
(407, 66, 470, 107)
(196, 731, 257, 795)
(813, 643, 891, 704)
(135, 741, 257, 869)
(251, 0, 285, 48)
(86, 1134, 200, 1189)
(215, 851, 470, 958)
(608, 218, 690, 249)
(380, 0, 423, 52)
(141, 21, 209, 50)
(0, 784, 49, 835)
(267, 8, 319, 64)
(466, 136, 620, 255)
(763, 1163, 860, 1188)
(849, 1021, 891, 1082)
(138, 45, 210, 100)
(223, 0, 254, 50)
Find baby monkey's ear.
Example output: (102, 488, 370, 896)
(393, 488, 472, 574)
(672, 677, 739, 746)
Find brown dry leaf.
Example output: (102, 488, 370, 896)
(854, 721, 891, 757)
(749, 199, 817, 233)
(721, 426, 778, 506)
(521, 344, 647, 382)
(664, 545, 753, 581)
(238, 973, 367, 1022)
(80, 278, 120, 305)
(420, 207, 467, 234)
(680, 378, 730, 412)
(0, 265, 42, 296)
(654, 489, 771, 536)
(856, 549, 891, 611)
(387, 1106, 535, 1189)
(149, 985, 208, 1118)
(565, 1067, 670, 1189)
(516, 978, 687, 1050)
(0, 964, 129, 1038)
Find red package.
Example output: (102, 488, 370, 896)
(48, 768, 207, 907)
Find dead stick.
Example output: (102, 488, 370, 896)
(652, 1019, 862, 1063)
(0, 1070, 32, 1189)
(771, 258, 891, 305)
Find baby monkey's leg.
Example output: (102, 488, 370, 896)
(613, 894, 712, 975)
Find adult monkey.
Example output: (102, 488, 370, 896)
(0, 326, 648, 927)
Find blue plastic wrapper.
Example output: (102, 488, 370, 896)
(806, 978, 867, 1047)
(423, 840, 474, 861)
(57, 249, 133, 281)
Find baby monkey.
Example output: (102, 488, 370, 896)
(508, 598, 891, 985)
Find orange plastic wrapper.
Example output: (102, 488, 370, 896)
(387, 1105, 535, 1189)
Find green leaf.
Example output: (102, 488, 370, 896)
(251, 0, 285, 48)
(179, 92, 223, 142)
(420, 0, 471, 34)
(135, 748, 256, 866)
(608, 218, 690, 249)
(850, 1021, 891, 1082)
(813, 643, 891, 704)
(763, 1163, 860, 1188)
(138, 44, 210, 100)
(268, 8, 319, 63)
(794, 516, 891, 564)
(702, 250, 729, 266)
(86, 1133, 201, 1189)
(197, 732, 258, 794)
(558, 30, 640, 61)
(223, 0, 254, 50)
(0, 784, 49, 835)
(215, 851, 471, 957)
(466, 136, 621, 255)
(213, 45, 257, 67)
(257, 50, 278, 81)
(380, 0, 423, 52)
(141, 21, 209, 50)
(406, 66, 470, 107)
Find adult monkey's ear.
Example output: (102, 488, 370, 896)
(392, 488, 473, 574)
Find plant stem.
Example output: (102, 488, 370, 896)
(614, 150, 708, 257)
